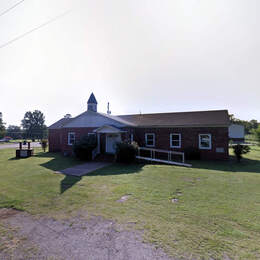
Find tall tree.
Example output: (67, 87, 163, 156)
(21, 110, 47, 140)
(6, 125, 22, 139)
(0, 112, 6, 138)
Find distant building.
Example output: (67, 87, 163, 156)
(48, 93, 230, 160)
(229, 124, 245, 143)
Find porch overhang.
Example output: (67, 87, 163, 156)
(93, 125, 126, 134)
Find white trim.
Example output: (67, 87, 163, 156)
(68, 132, 75, 145)
(199, 134, 212, 150)
(170, 133, 181, 148)
(94, 125, 126, 133)
(130, 134, 134, 143)
(145, 133, 155, 147)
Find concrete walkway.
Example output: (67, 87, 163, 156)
(57, 162, 111, 177)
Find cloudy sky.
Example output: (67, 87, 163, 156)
(0, 0, 259, 126)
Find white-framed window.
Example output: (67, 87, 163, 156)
(199, 134, 212, 150)
(68, 132, 75, 145)
(145, 133, 155, 147)
(170, 133, 181, 148)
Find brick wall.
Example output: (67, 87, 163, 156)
(49, 126, 229, 160)
(130, 127, 229, 160)
(49, 127, 97, 154)
(48, 129, 62, 152)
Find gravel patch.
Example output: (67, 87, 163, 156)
(0, 210, 176, 260)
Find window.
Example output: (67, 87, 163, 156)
(199, 134, 212, 150)
(145, 133, 155, 147)
(88, 133, 96, 137)
(170, 133, 181, 148)
(68, 132, 75, 145)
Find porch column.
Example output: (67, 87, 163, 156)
(97, 133, 100, 153)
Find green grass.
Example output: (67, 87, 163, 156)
(245, 134, 259, 145)
(1, 147, 260, 259)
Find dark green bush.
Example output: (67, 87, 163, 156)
(116, 142, 138, 163)
(73, 135, 97, 160)
(184, 147, 201, 160)
(233, 144, 250, 162)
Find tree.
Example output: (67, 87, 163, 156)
(21, 110, 47, 140)
(250, 120, 259, 130)
(233, 144, 250, 162)
(255, 126, 260, 144)
(6, 125, 22, 139)
(0, 112, 6, 139)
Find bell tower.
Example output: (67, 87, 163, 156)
(87, 93, 97, 112)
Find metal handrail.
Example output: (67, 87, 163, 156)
(137, 147, 186, 164)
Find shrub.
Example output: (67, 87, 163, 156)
(184, 147, 201, 160)
(233, 144, 250, 162)
(41, 139, 48, 152)
(73, 135, 97, 160)
(116, 142, 138, 163)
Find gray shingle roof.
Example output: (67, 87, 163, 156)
(49, 110, 230, 129)
(48, 118, 73, 129)
(117, 110, 230, 127)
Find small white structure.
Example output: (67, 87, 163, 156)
(229, 124, 245, 142)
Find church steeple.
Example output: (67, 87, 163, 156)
(87, 93, 97, 112)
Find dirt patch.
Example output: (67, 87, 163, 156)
(171, 198, 178, 203)
(117, 194, 131, 203)
(0, 210, 175, 260)
(0, 208, 20, 220)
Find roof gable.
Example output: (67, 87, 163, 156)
(61, 110, 129, 128)
(48, 118, 73, 129)
(94, 125, 125, 133)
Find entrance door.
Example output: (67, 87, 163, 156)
(106, 134, 121, 154)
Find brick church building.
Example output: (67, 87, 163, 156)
(49, 93, 230, 160)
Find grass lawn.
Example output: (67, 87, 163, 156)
(1, 147, 260, 259)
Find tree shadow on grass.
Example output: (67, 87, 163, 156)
(60, 175, 82, 194)
(190, 155, 260, 174)
(35, 152, 82, 172)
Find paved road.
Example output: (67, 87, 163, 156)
(0, 142, 41, 150)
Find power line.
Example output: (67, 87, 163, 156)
(0, 0, 26, 18)
(0, 10, 70, 50)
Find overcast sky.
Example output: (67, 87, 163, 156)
(0, 0, 259, 126)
